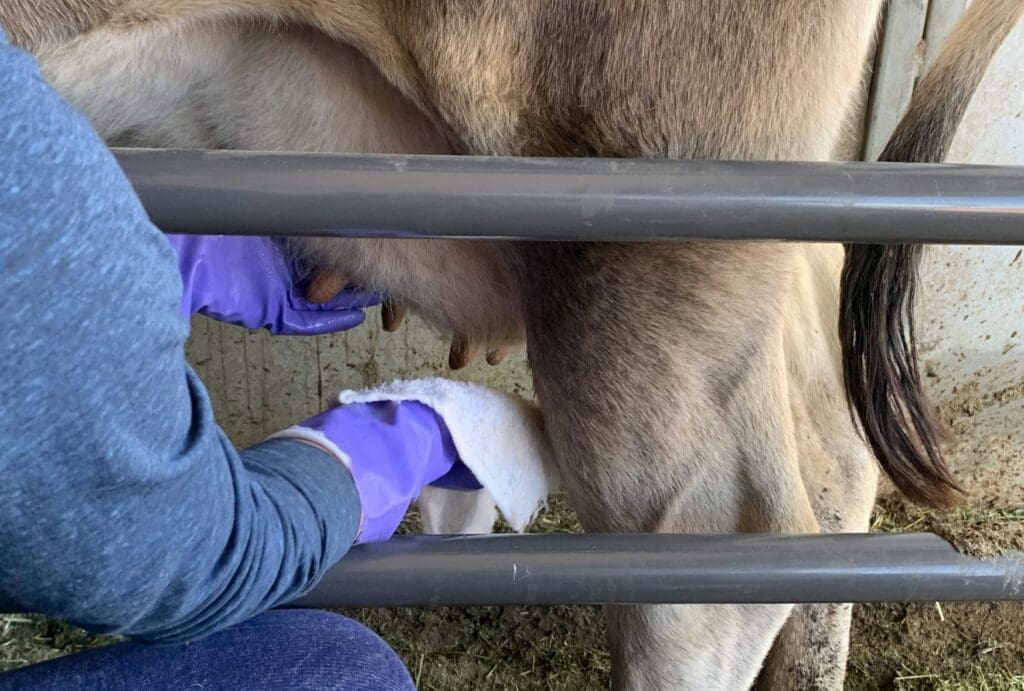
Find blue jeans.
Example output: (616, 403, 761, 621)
(0, 610, 415, 690)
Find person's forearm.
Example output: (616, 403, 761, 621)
(0, 26, 361, 645)
(131, 436, 362, 645)
(0, 373, 362, 646)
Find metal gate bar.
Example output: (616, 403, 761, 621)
(291, 533, 1024, 608)
(114, 148, 1024, 245)
(112, 148, 1024, 608)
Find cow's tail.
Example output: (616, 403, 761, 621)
(840, 0, 1024, 507)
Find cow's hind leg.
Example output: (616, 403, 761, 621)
(752, 441, 878, 690)
(513, 241, 827, 689)
(754, 502, 871, 691)
(754, 604, 852, 691)
(754, 243, 881, 691)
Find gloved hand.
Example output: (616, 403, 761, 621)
(167, 234, 381, 335)
(272, 400, 482, 544)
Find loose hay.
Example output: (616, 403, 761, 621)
(0, 616, 116, 673)
(872, 495, 1024, 558)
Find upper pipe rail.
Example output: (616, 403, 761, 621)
(114, 148, 1024, 244)
(290, 533, 1024, 609)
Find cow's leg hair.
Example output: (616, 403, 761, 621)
(512, 240, 829, 689)
(754, 462, 877, 687)
(755, 604, 853, 691)
(606, 604, 791, 691)
(753, 242, 880, 691)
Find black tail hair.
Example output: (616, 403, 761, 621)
(840, 0, 1024, 507)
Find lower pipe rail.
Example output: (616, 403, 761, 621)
(290, 533, 1024, 609)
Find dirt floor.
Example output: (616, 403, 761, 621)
(3, 381, 1024, 689)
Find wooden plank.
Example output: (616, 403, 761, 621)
(186, 309, 535, 449)
(185, 315, 323, 448)
(862, 0, 931, 160)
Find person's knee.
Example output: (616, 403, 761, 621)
(246, 609, 415, 690)
(0, 610, 415, 691)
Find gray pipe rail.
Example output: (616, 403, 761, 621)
(112, 149, 1024, 608)
(114, 148, 1024, 245)
(290, 533, 1024, 609)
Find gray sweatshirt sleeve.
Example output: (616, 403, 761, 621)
(0, 29, 360, 644)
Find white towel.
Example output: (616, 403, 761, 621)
(336, 377, 560, 534)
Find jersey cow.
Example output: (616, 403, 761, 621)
(4, 1, 1021, 688)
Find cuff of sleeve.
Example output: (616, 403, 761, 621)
(239, 437, 362, 574)
(267, 426, 353, 471)
(265, 429, 365, 541)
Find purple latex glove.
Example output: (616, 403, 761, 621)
(273, 401, 482, 544)
(167, 234, 381, 335)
